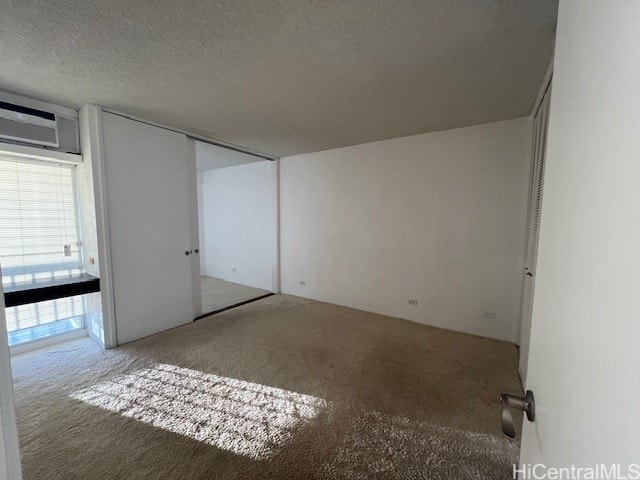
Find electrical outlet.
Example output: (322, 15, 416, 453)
(408, 298, 418, 306)
(483, 311, 497, 319)
(89, 257, 95, 265)
(299, 280, 306, 286)
(232, 267, 237, 272)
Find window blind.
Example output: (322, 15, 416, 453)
(0, 156, 82, 287)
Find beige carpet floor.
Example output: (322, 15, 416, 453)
(201, 276, 270, 314)
(11, 294, 522, 479)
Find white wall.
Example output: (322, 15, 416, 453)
(520, 0, 640, 466)
(280, 117, 532, 341)
(202, 161, 275, 291)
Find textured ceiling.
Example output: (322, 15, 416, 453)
(0, 0, 557, 157)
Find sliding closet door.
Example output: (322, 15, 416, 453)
(102, 113, 193, 344)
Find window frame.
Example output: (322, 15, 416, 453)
(0, 151, 88, 348)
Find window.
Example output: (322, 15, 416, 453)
(0, 156, 85, 346)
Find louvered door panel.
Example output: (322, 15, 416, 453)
(519, 85, 552, 382)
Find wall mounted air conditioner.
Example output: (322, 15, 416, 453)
(0, 96, 79, 153)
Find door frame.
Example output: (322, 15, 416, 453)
(187, 138, 203, 318)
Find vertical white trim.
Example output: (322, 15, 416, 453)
(530, 58, 554, 117)
(0, 274, 23, 480)
(78, 105, 118, 348)
(186, 138, 202, 318)
(272, 159, 281, 293)
(196, 171, 206, 274)
(0, 411, 6, 480)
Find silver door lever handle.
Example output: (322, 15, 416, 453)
(500, 390, 535, 438)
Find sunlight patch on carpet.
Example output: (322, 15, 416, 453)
(70, 363, 327, 459)
(318, 411, 518, 479)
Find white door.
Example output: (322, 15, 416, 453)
(0, 272, 22, 480)
(519, 0, 640, 470)
(102, 113, 194, 344)
(518, 86, 550, 383)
